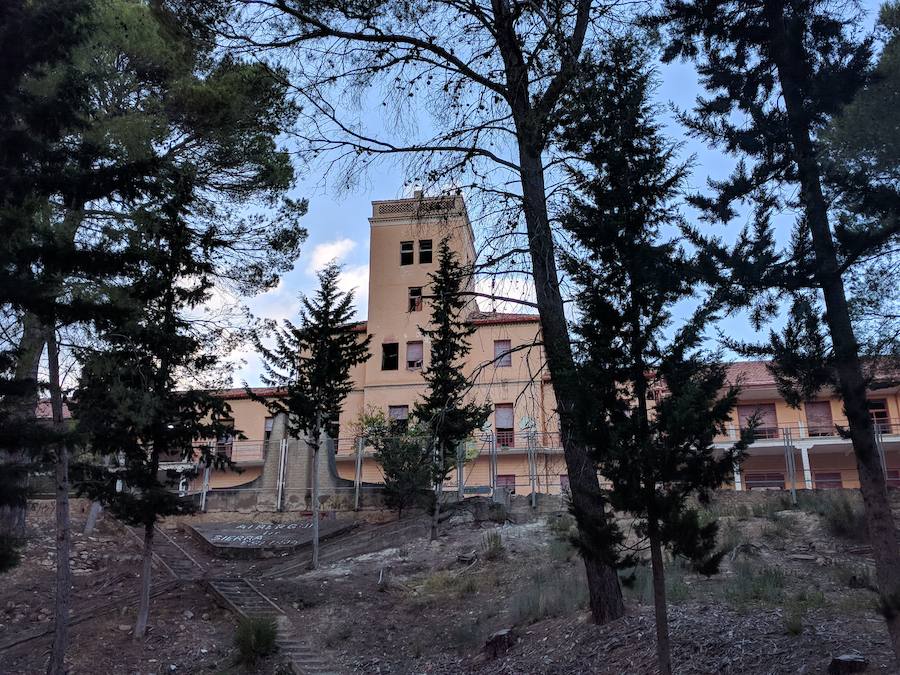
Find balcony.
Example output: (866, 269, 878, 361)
(716, 419, 899, 447)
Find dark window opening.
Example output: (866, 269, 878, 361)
(263, 417, 274, 443)
(388, 405, 409, 433)
(408, 287, 423, 312)
(887, 470, 900, 489)
(382, 343, 399, 370)
(406, 341, 423, 370)
(419, 239, 433, 264)
(400, 241, 414, 266)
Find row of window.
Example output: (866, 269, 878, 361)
(401, 239, 432, 266)
(737, 399, 892, 439)
(386, 402, 516, 438)
(494, 474, 570, 495)
(744, 470, 900, 490)
(380, 339, 512, 371)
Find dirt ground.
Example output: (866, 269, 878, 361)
(1, 494, 898, 674)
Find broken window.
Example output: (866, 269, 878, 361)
(406, 341, 423, 370)
(408, 286, 423, 312)
(382, 343, 399, 370)
(388, 405, 409, 433)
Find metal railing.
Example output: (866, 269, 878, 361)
(719, 418, 899, 444)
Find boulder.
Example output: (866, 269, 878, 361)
(827, 654, 868, 674)
(484, 628, 517, 659)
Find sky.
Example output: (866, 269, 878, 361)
(231, 1, 886, 387)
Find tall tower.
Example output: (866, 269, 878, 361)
(363, 192, 477, 394)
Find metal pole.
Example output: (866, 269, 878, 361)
(200, 464, 211, 512)
(354, 436, 364, 511)
(276, 438, 287, 512)
(875, 428, 887, 479)
(783, 428, 797, 505)
(457, 441, 464, 501)
(528, 432, 537, 509)
(490, 434, 497, 494)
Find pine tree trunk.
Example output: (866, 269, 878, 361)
(430, 440, 443, 541)
(516, 143, 625, 624)
(0, 312, 45, 541)
(649, 531, 673, 675)
(46, 327, 70, 675)
(765, 1, 900, 660)
(311, 446, 320, 569)
(134, 523, 154, 638)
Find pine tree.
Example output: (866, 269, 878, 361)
(73, 187, 238, 639)
(372, 429, 432, 520)
(656, 1, 900, 658)
(413, 238, 490, 541)
(559, 38, 751, 675)
(254, 263, 371, 568)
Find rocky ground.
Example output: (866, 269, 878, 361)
(1, 492, 897, 674)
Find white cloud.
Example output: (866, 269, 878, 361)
(306, 238, 357, 273)
(339, 264, 370, 318)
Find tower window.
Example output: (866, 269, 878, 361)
(406, 341, 423, 370)
(400, 241, 414, 266)
(382, 343, 399, 370)
(408, 287, 423, 312)
(419, 239, 433, 264)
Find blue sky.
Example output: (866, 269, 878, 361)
(232, 1, 885, 386)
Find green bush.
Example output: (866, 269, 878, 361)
(0, 536, 22, 574)
(234, 616, 277, 665)
(620, 561, 691, 605)
(481, 530, 505, 561)
(783, 600, 805, 635)
(509, 567, 588, 625)
(725, 562, 786, 607)
(821, 495, 867, 541)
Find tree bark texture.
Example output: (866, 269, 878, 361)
(46, 327, 70, 675)
(649, 531, 673, 675)
(764, 0, 900, 660)
(134, 523, 155, 639)
(516, 145, 625, 623)
(0, 311, 46, 540)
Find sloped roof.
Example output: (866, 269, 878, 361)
(466, 311, 541, 326)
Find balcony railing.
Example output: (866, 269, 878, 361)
(719, 419, 898, 444)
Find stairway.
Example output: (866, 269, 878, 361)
(208, 578, 340, 674)
(260, 516, 430, 578)
(126, 525, 205, 580)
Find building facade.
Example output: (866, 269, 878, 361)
(199, 194, 900, 500)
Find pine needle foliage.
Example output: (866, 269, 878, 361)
(253, 262, 371, 447)
(413, 238, 490, 489)
(559, 36, 752, 675)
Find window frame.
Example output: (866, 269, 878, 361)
(406, 340, 424, 370)
(418, 239, 433, 264)
(400, 240, 414, 266)
(381, 343, 399, 371)
(388, 405, 409, 433)
(408, 286, 423, 312)
(494, 339, 512, 367)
